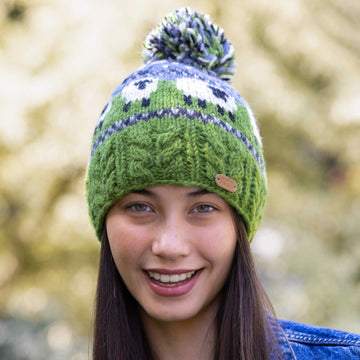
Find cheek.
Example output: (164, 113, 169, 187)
(107, 224, 147, 267)
(195, 222, 237, 261)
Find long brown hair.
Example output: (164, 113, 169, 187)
(215, 216, 278, 359)
(93, 211, 278, 359)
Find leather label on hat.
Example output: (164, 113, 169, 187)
(215, 174, 237, 193)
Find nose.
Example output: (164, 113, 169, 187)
(151, 217, 190, 260)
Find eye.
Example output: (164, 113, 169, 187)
(127, 203, 152, 213)
(192, 204, 215, 214)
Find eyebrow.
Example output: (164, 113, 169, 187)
(186, 188, 211, 197)
(133, 189, 153, 195)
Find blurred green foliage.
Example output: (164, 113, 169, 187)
(0, 0, 359, 358)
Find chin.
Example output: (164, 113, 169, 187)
(141, 303, 201, 323)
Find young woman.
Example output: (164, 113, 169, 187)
(86, 8, 360, 359)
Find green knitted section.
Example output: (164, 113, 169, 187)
(86, 113, 266, 241)
(93, 80, 263, 158)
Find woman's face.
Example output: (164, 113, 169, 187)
(106, 184, 237, 323)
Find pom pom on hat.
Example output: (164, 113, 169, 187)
(143, 7, 235, 82)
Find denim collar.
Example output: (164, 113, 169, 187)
(270, 317, 297, 359)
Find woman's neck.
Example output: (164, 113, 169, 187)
(140, 299, 219, 360)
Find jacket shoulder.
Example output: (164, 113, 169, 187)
(278, 319, 360, 359)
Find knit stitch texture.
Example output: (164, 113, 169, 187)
(86, 8, 267, 241)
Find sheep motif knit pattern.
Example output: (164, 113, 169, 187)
(86, 8, 267, 241)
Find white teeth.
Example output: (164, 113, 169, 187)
(153, 272, 160, 280)
(147, 271, 196, 284)
(169, 274, 180, 282)
(160, 274, 169, 283)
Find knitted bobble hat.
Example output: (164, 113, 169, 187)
(86, 8, 267, 241)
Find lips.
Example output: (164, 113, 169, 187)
(144, 269, 200, 296)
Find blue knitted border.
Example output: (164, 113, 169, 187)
(91, 107, 265, 175)
(112, 60, 243, 104)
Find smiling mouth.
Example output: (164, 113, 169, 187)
(146, 270, 197, 287)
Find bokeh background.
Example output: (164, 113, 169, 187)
(1, 0, 359, 358)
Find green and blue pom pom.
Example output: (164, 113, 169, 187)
(143, 8, 235, 82)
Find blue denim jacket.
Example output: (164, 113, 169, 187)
(274, 319, 360, 359)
